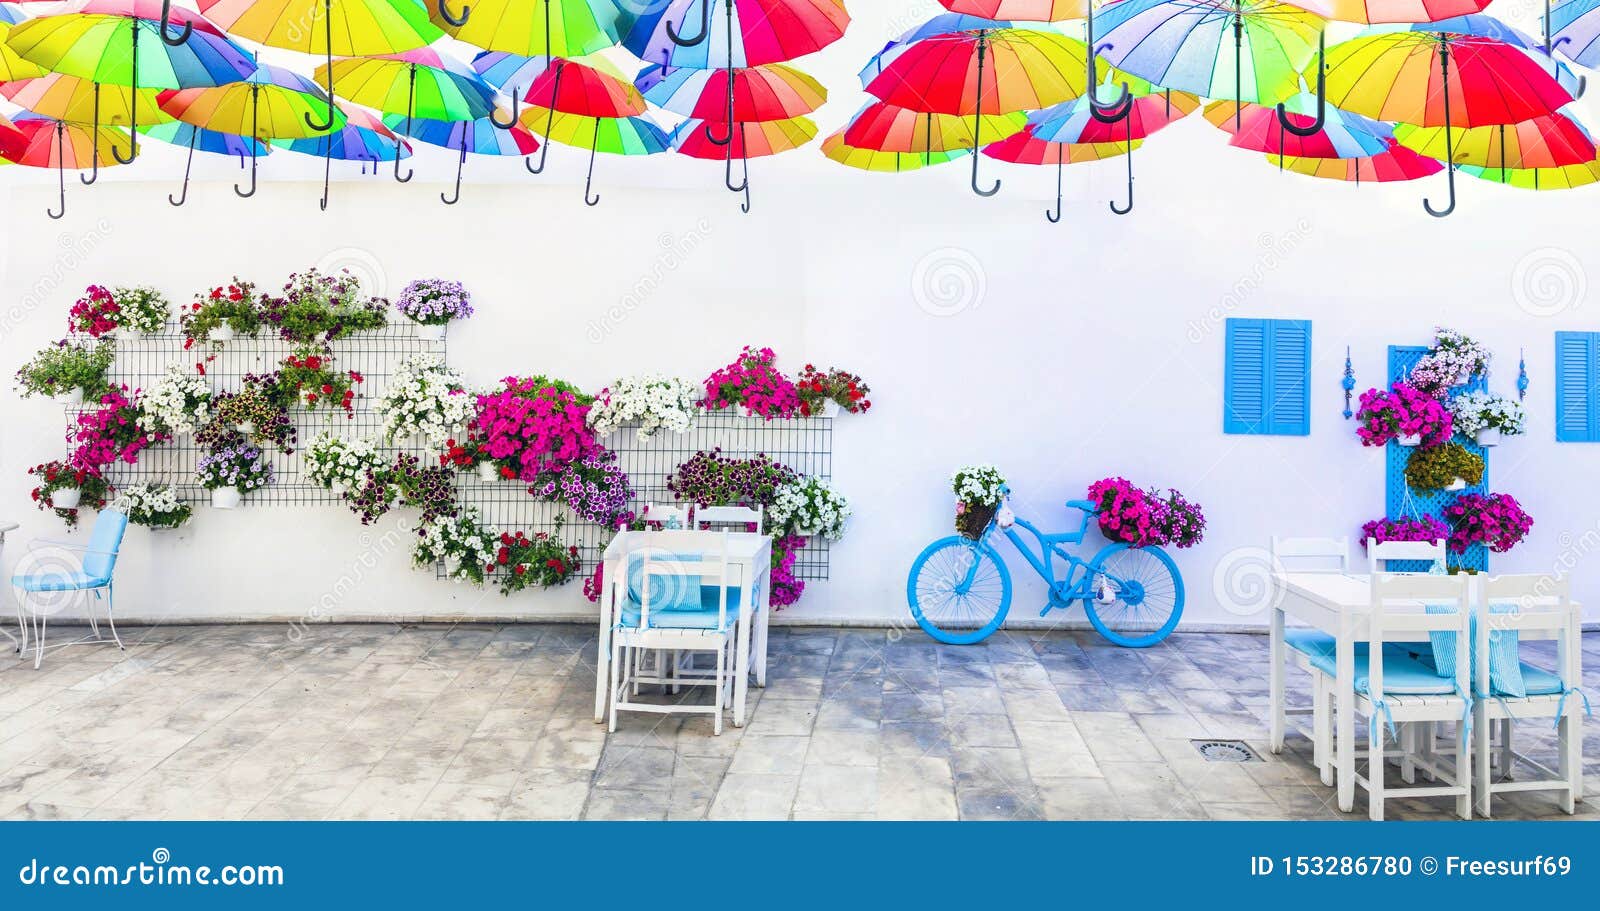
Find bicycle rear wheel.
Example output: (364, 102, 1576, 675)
(906, 535, 1011, 645)
(1083, 543, 1184, 648)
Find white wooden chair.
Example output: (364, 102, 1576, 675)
(0, 521, 19, 652)
(1308, 572, 1473, 820)
(609, 532, 744, 735)
(695, 504, 763, 534)
(1472, 574, 1586, 817)
(1366, 537, 1446, 575)
(1270, 536, 1351, 783)
(638, 502, 692, 529)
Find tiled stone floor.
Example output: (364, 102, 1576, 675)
(0, 622, 1595, 821)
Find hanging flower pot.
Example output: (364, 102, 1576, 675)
(444, 555, 462, 575)
(233, 420, 255, 435)
(55, 387, 84, 408)
(1476, 427, 1502, 447)
(209, 325, 235, 343)
(211, 486, 242, 509)
(819, 400, 842, 419)
(416, 323, 446, 342)
(52, 486, 82, 509)
(1445, 478, 1468, 492)
(477, 462, 499, 482)
(740, 404, 757, 419)
(1397, 433, 1422, 447)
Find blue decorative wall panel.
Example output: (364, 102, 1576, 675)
(1385, 345, 1488, 572)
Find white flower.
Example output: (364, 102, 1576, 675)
(951, 465, 1006, 506)
(1448, 391, 1525, 437)
(140, 364, 211, 435)
(588, 374, 700, 442)
(111, 483, 191, 528)
(376, 354, 474, 450)
(770, 476, 851, 541)
(412, 506, 501, 585)
(305, 432, 386, 491)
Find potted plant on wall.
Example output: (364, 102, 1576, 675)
(211, 387, 295, 452)
(70, 387, 167, 472)
(1445, 492, 1533, 554)
(197, 442, 273, 508)
(441, 436, 500, 482)
(494, 526, 582, 595)
(14, 338, 114, 406)
(1404, 442, 1485, 492)
(533, 451, 635, 528)
(1359, 515, 1449, 548)
(1086, 477, 1207, 548)
(257, 268, 387, 345)
(770, 475, 852, 539)
(588, 374, 701, 441)
(668, 449, 799, 512)
(395, 279, 473, 341)
(139, 364, 212, 437)
(378, 354, 474, 450)
(952, 465, 1006, 539)
(413, 506, 500, 584)
(701, 346, 802, 419)
(468, 375, 599, 483)
(182, 279, 261, 344)
(112, 484, 192, 530)
(67, 285, 123, 338)
(797, 364, 872, 418)
(27, 460, 110, 527)
(1447, 391, 1525, 446)
(305, 432, 387, 497)
(109, 286, 171, 334)
(274, 349, 363, 414)
(1355, 381, 1452, 447)
(1409, 327, 1491, 399)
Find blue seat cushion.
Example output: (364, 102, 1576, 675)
(699, 584, 741, 612)
(624, 552, 700, 613)
(12, 571, 109, 593)
(1285, 629, 1335, 658)
(1423, 603, 1525, 697)
(618, 600, 742, 631)
(1306, 649, 1457, 696)
(1518, 663, 1565, 697)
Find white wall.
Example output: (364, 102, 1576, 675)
(3, 3, 1599, 631)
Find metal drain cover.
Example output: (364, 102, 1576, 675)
(1193, 740, 1260, 763)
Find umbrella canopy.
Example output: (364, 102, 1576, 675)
(144, 119, 265, 158)
(821, 130, 970, 171)
(623, 0, 850, 69)
(934, 0, 1086, 18)
(1274, 142, 1445, 181)
(1, 5, 50, 82)
(1, 73, 173, 127)
(983, 130, 1143, 163)
(159, 62, 341, 140)
(857, 12, 1011, 86)
(1291, 0, 1489, 23)
(4, 12, 255, 88)
(318, 49, 498, 122)
(1551, 0, 1600, 68)
(0, 108, 25, 157)
(638, 61, 825, 122)
(843, 101, 1027, 153)
(1092, 0, 1322, 109)
(428, 0, 624, 57)
(1, 113, 128, 216)
(1031, 88, 1199, 144)
(522, 56, 645, 118)
(279, 103, 409, 208)
(1204, 96, 1391, 159)
(1460, 156, 1600, 189)
(672, 115, 816, 158)
(471, 48, 550, 90)
(1394, 112, 1596, 169)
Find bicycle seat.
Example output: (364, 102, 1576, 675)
(1065, 499, 1098, 515)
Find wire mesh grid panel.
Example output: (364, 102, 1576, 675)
(453, 414, 835, 581)
(75, 326, 446, 504)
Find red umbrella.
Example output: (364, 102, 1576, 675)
(517, 57, 643, 174)
(935, 0, 1087, 18)
(1275, 140, 1445, 183)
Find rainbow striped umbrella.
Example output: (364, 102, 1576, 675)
(935, 0, 1086, 18)
(317, 48, 496, 181)
(1324, 24, 1574, 215)
(864, 28, 1092, 196)
(1395, 112, 1595, 172)
(1, 4, 50, 81)
(1204, 96, 1391, 161)
(199, 0, 442, 133)
(427, 0, 624, 59)
(516, 56, 642, 173)
(843, 102, 1027, 154)
(857, 13, 1011, 87)
(1025, 87, 1198, 217)
(821, 130, 971, 172)
(623, 0, 850, 69)
(1274, 141, 1444, 182)
(4, 11, 256, 161)
(1460, 156, 1600, 190)
(984, 130, 1142, 164)
(516, 105, 668, 205)
(638, 62, 826, 123)
(672, 115, 816, 211)
(1, 113, 127, 217)
(1291, 0, 1489, 22)
(1554, 0, 1600, 67)
(142, 120, 265, 206)
(471, 49, 550, 92)
(159, 62, 344, 198)
(384, 108, 539, 204)
(278, 104, 410, 209)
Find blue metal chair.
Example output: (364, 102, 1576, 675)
(10, 510, 129, 669)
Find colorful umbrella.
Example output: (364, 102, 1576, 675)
(637, 62, 826, 123)
(857, 13, 1010, 87)
(1, 4, 50, 82)
(159, 62, 343, 197)
(1, 113, 127, 217)
(516, 105, 668, 205)
(864, 27, 1092, 195)
(1274, 141, 1444, 182)
(517, 56, 642, 173)
(427, 0, 624, 57)
(1405, 14, 1588, 96)
(142, 120, 265, 205)
(1324, 25, 1574, 214)
(1092, 0, 1323, 129)
(843, 102, 1028, 154)
(1394, 112, 1596, 174)
(471, 48, 550, 91)
(1290, 0, 1489, 23)
(1460, 156, 1600, 190)
(1553, 0, 1600, 67)
(1204, 96, 1391, 162)
(671, 115, 815, 211)
(623, 0, 850, 67)
(278, 104, 410, 209)
(317, 48, 495, 181)
(984, 125, 1142, 219)
(934, 0, 1086, 18)
(198, 0, 442, 132)
(821, 130, 971, 172)
(1, 73, 173, 183)
(1024, 87, 1197, 216)
(4, 10, 256, 161)
(384, 108, 539, 203)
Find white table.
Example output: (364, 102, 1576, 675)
(0, 521, 17, 648)
(594, 530, 772, 727)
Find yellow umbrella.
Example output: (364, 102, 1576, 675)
(0, 73, 173, 184)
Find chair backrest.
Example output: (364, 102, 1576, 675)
(695, 504, 763, 534)
(1270, 536, 1349, 573)
(83, 510, 129, 580)
(637, 531, 731, 629)
(1366, 537, 1446, 574)
(1369, 572, 1471, 694)
(1479, 573, 1580, 692)
(639, 503, 691, 530)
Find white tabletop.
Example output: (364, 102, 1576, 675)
(602, 529, 772, 562)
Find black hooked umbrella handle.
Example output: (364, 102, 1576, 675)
(1423, 43, 1456, 217)
(235, 86, 260, 197)
(1085, 7, 1131, 125)
(1109, 117, 1133, 215)
(304, 0, 336, 131)
(438, 0, 470, 28)
(159, 0, 192, 46)
(526, 62, 564, 173)
(169, 128, 196, 206)
(320, 134, 332, 211)
(490, 86, 520, 130)
(969, 32, 1000, 197)
(441, 139, 465, 205)
(667, 0, 711, 47)
(48, 122, 66, 220)
(81, 84, 101, 185)
(1045, 148, 1062, 223)
(395, 66, 416, 182)
(583, 118, 601, 206)
(111, 19, 139, 164)
(1277, 32, 1327, 138)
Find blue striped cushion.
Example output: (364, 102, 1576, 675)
(1421, 604, 1525, 697)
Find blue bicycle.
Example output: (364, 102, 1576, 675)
(906, 492, 1184, 647)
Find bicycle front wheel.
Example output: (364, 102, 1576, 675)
(906, 535, 1012, 645)
(1084, 543, 1184, 648)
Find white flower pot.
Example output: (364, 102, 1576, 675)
(477, 462, 499, 482)
(233, 420, 255, 435)
(1475, 427, 1501, 447)
(819, 400, 841, 419)
(55, 387, 84, 407)
(52, 487, 82, 509)
(416, 323, 447, 342)
(1397, 433, 1422, 447)
(211, 487, 242, 509)
(444, 556, 462, 575)
(1445, 478, 1468, 492)
(209, 325, 235, 343)
(795, 524, 820, 537)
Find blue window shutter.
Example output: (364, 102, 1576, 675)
(1224, 319, 1267, 433)
(1266, 320, 1312, 436)
(1555, 331, 1599, 442)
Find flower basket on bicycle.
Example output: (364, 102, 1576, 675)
(951, 465, 1006, 540)
(955, 502, 995, 539)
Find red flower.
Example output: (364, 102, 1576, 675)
(320, 384, 334, 395)
(514, 564, 526, 576)
(500, 466, 515, 479)
(305, 356, 322, 370)
(183, 337, 194, 350)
